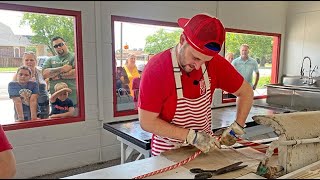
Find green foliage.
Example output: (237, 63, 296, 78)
(20, 13, 75, 55)
(26, 45, 37, 53)
(257, 76, 271, 88)
(225, 32, 273, 64)
(144, 29, 182, 54)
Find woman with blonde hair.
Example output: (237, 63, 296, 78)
(123, 54, 140, 96)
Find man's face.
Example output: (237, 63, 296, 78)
(240, 46, 249, 59)
(53, 39, 68, 56)
(177, 39, 213, 73)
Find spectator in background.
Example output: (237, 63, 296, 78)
(8, 66, 39, 121)
(232, 44, 260, 90)
(132, 64, 145, 109)
(42, 36, 78, 116)
(49, 82, 74, 119)
(123, 54, 140, 96)
(225, 52, 234, 63)
(116, 65, 130, 95)
(224, 52, 237, 98)
(13, 52, 49, 119)
(0, 124, 16, 178)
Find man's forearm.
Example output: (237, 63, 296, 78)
(254, 73, 260, 87)
(235, 82, 254, 127)
(43, 67, 64, 79)
(60, 69, 76, 79)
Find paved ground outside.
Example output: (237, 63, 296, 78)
(0, 72, 15, 125)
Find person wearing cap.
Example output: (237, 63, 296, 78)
(138, 13, 254, 156)
(0, 124, 16, 178)
(49, 82, 75, 119)
(132, 64, 145, 109)
(232, 44, 260, 90)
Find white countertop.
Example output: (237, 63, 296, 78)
(62, 155, 193, 179)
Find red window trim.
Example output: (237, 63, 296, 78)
(111, 15, 179, 117)
(0, 2, 85, 131)
(222, 28, 281, 104)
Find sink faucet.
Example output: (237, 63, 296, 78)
(300, 56, 312, 83)
(309, 65, 319, 85)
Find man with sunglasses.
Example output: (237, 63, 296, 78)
(42, 36, 78, 116)
(138, 13, 254, 156)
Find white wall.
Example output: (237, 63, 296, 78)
(2, 1, 106, 178)
(283, 2, 320, 77)
(1, 1, 289, 178)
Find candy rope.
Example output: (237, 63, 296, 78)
(132, 150, 202, 179)
(133, 136, 277, 179)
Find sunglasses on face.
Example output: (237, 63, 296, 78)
(53, 42, 65, 48)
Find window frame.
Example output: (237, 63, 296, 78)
(0, 2, 85, 131)
(111, 15, 179, 117)
(222, 28, 281, 103)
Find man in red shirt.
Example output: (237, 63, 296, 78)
(0, 125, 16, 178)
(138, 13, 254, 156)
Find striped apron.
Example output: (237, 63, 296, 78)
(151, 46, 213, 156)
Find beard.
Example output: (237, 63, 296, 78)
(57, 49, 65, 56)
(177, 44, 195, 73)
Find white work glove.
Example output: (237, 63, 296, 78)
(220, 121, 245, 146)
(186, 129, 221, 153)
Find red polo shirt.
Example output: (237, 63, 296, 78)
(0, 125, 12, 152)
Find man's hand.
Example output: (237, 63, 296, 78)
(253, 84, 257, 90)
(61, 64, 72, 73)
(220, 122, 245, 146)
(186, 129, 221, 153)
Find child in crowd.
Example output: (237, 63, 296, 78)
(8, 66, 39, 121)
(49, 82, 74, 118)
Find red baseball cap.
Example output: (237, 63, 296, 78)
(178, 14, 226, 56)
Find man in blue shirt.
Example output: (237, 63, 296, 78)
(232, 44, 260, 90)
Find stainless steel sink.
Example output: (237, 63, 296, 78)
(266, 76, 320, 110)
(282, 76, 320, 88)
